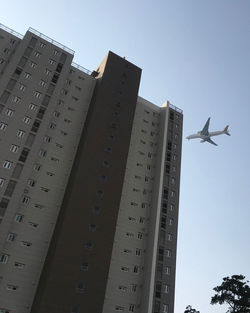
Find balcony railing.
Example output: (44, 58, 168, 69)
(71, 62, 92, 75)
(169, 103, 183, 114)
(28, 27, 75, 55)
(0, 23, 23, 39)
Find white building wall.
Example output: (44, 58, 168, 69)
(0, 27, 96, 313)
(102, 97, 165, 313)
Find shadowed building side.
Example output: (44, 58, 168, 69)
(31, 51, 142, 313)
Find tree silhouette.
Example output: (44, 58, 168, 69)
(184, 305, 200, 313)
(211, 274, 250, 313)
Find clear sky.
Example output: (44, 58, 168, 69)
(1, 1, 250, 312)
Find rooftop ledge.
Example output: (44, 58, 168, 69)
(28, 27, 75, 55)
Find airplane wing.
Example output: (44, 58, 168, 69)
(205, 137, 218, 146)
(200, 117, 210, 136)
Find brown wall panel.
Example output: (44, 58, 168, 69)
(31, 52, 141, 313)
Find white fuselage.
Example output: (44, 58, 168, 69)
(186, 130, 225, 140)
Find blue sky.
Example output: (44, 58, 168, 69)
(1, 1, 250, 312)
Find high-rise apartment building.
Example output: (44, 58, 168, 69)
(0, 24, 183, 313)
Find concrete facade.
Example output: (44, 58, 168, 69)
(0, 23, 183, 313)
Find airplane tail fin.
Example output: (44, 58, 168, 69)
(223, 125, 230, 136)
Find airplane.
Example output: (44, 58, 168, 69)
(186, 117, 230, 146)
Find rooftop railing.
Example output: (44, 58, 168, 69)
(169, 103, 183, 114)
(28, 27, 75, 55)
(71, 62, 92, 75)
(0, 23, 23, 39)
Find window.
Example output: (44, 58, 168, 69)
(165, 249, 172, 258)
(163, 284, 169, 294)
(139, 217, 145, 223)
(7, 233, 16, 242)
(118, 285, 127, 291)
(115, 306, 125, 311)
(46, 171, 54, 177)
(4, 180, 17, 197)
(97, 189, 104, 197)
(12, 161, 23, 177)
(169, 218, 174, 226)
(0, 198, 9, 216)
(23, 72, 31, 79)
(33, 91, 41, 98)
(60, 130, 67, 136)
(76, 283, 85, 293)
(40, 187, 49, 192)
(48, 59, 55, 65)
(16, 130, 25, 138)
(129, 304, 135, 312)
(44, 136, 51, 143)
(0, 91, 10, 103)
(0, 178, 5, 187)
(31, 120, 41, 133)
(128, 216, 136, 221)
(167, 233, 173, 241)
(162, 304, 169, 313)
(23, 116, 31, 124)
(164, 266, 171, 275)
(39, 42, 46, 48)
(3, 48, 10, 55)
(89, 224, 96, 231)
(45, 68, 51, 75)
(18, 148, 29, 163)
(85, 242, 93, 250)
(136, 248, 141, 256)
(51, 157, 59, 162)
(13, 67, 22, 78)
(121, 266, 129, 272)
(37, 106, 46, 119)
(0, 122, 7, 131)
(29, 61, 37, 68)
(0, 254, 9, 264)
(14, 262, 25, 269)
(71, 307, 80, 313)
(22, 196, 30, 204)
(93, 205, 100, 213)
(34, 51, 41, 58)
(49, 123, 56, 129)
(80, 262, 88, 271)
(53, 49, 59, 56)
(21, 241, 32, 247)
(5, 109, 14, 117)
(18, 83, 26, 91)
(28, 221, 38, 228)
(29, 103, 37, 111)
(137, 232, 143, 239)
(40, 80, 47, 87)
(61, 88, 68, 95)
(103, 160, 110, 167)
(12, 95, 21, 103)
(39, 149, 47, 157)
(33, 164, 41, 171)
(3, 161, 12, 169)
(15, 214, 23, 222)
(155, 282, 162, 298)
(7, 284, 18, 291)
(27, 179, 36, 187)
(171, 191, 175, 198)
(0, 58, 5, 64)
